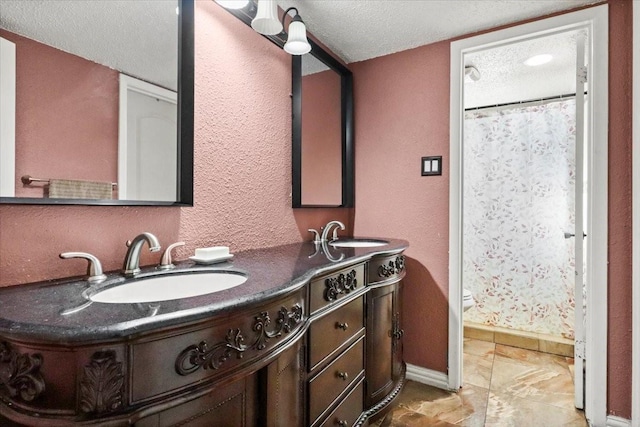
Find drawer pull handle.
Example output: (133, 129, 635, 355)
(337, 371, 349, 380)
(337, 420, 349, 427)
(336, 322, 349, 331)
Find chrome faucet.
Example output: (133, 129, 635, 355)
(123, 232, 161, 277)
(321, 220, 345, 242)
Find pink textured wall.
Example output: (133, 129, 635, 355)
(351, 40, 451, 372)
(0, 30, 119, 198)
(0, 2, 351, 287)
(606, 0, 633, 418)
(353, 1, 633, 417)
(301, 70, 342, 205)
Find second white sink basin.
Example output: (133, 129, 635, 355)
(89, 271, 247, 304)
(329, 239, 389, 248)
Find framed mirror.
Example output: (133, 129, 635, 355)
(0, 0, 194, 206)
(220, 3, 354, 208)
(292, 43, 353, 208)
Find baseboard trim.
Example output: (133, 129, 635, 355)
(405, 364, 450, 390)
(607, 415, 631, 427)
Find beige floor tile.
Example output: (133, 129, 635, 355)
(378, 381, 489, 427)
(494, 345, 570, 374)
(378, 406, 459, 427)
(463, 352, 493, 389)
(567, 358, 576, 382)
(463, 339, 496, 358)
(489, 357, 575, 411)
(375, 343, 585, 427)
(485, 390, 587, 427)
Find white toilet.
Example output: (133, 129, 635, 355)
(463, 288, 475, 311)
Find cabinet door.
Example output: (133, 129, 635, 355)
(365, 281, 403, 409)
(136, 374, 258, 427)
(264, 340, 305, 427)
(392, 281, 404, 381)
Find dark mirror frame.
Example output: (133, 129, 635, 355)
(223, 4, 354, 209)
(0, 0, 194, 206)
(292, 44, 354, 208)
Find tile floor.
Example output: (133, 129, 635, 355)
(373, 339, 587, 427)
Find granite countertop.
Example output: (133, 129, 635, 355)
(0, 237, 408, 345)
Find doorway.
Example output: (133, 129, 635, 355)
(449, 5, 608, 425)
(117, 74, 177, 201)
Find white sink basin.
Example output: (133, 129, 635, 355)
(89, 272, 247, 304)
(329, 239, 389, 248)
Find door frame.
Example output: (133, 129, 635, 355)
(117, 74, 177, 200)
(632, 3, 640, 426)
(0, 37, 16, 197)
(448, 5, 608, 425)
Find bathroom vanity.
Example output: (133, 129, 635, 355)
(0, 239, 407, 426)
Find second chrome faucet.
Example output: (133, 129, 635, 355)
(320, 220, 345, 242)
(309, 220, 346, 243)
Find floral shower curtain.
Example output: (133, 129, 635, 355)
(463, 99, 577, 339)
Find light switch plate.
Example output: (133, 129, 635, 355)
(421, 156, 442, 176)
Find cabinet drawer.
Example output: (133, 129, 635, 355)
(318, 379, 364, 427)
(310, 264, 365, 314)
(130, 290, 305, 403)
(368, 254, 405, 285)
(308, 337, 364, 424)
(308, 297, 363, 370)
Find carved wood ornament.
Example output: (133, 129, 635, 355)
(377, 256, 405, 278)
(79, 350, 124, 414)
(0, 341, 45, 402)
(175, 304, 303, 376)
(324, 269, 358, 302)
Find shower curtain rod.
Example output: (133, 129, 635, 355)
(464, 91, 588, 112)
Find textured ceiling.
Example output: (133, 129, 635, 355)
(276, 0, 598, 64)
(0, 0, 178, 91)
(1, 0, 598, 104)
(464, 29, 586, 108)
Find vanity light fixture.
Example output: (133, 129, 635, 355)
(249, 1, 311, 55)
(524, 53, 553, 66)
(251, 0, 282, 35)
(215, 0, 250, 10)
(281, 7, 311, 55)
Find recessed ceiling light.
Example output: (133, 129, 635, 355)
(524, 54, 553, 66)
(215, 0, 250, 9)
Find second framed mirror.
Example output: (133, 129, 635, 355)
(292, 41, 353, 208)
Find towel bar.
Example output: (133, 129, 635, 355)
(21, 175, 117, 188)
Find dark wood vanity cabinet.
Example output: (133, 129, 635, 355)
(0, 250, 407, 427)
(136, 372, 259, 427)
(364, 254, 406, 415)
(365, 282, 404, 410)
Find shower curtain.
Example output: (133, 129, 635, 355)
(463, 99, 576, 339)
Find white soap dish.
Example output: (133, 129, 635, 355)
(189, 254, 234, 265)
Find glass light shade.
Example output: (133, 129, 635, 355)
(214, 0, 249, 9)
(251, 0, 282, 35)
(524, 54, 553, 66)
(284, 19, 311, 55)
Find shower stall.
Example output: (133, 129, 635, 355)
(462, 98, 578, 340)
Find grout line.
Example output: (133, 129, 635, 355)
(481, 340, 496, 426)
